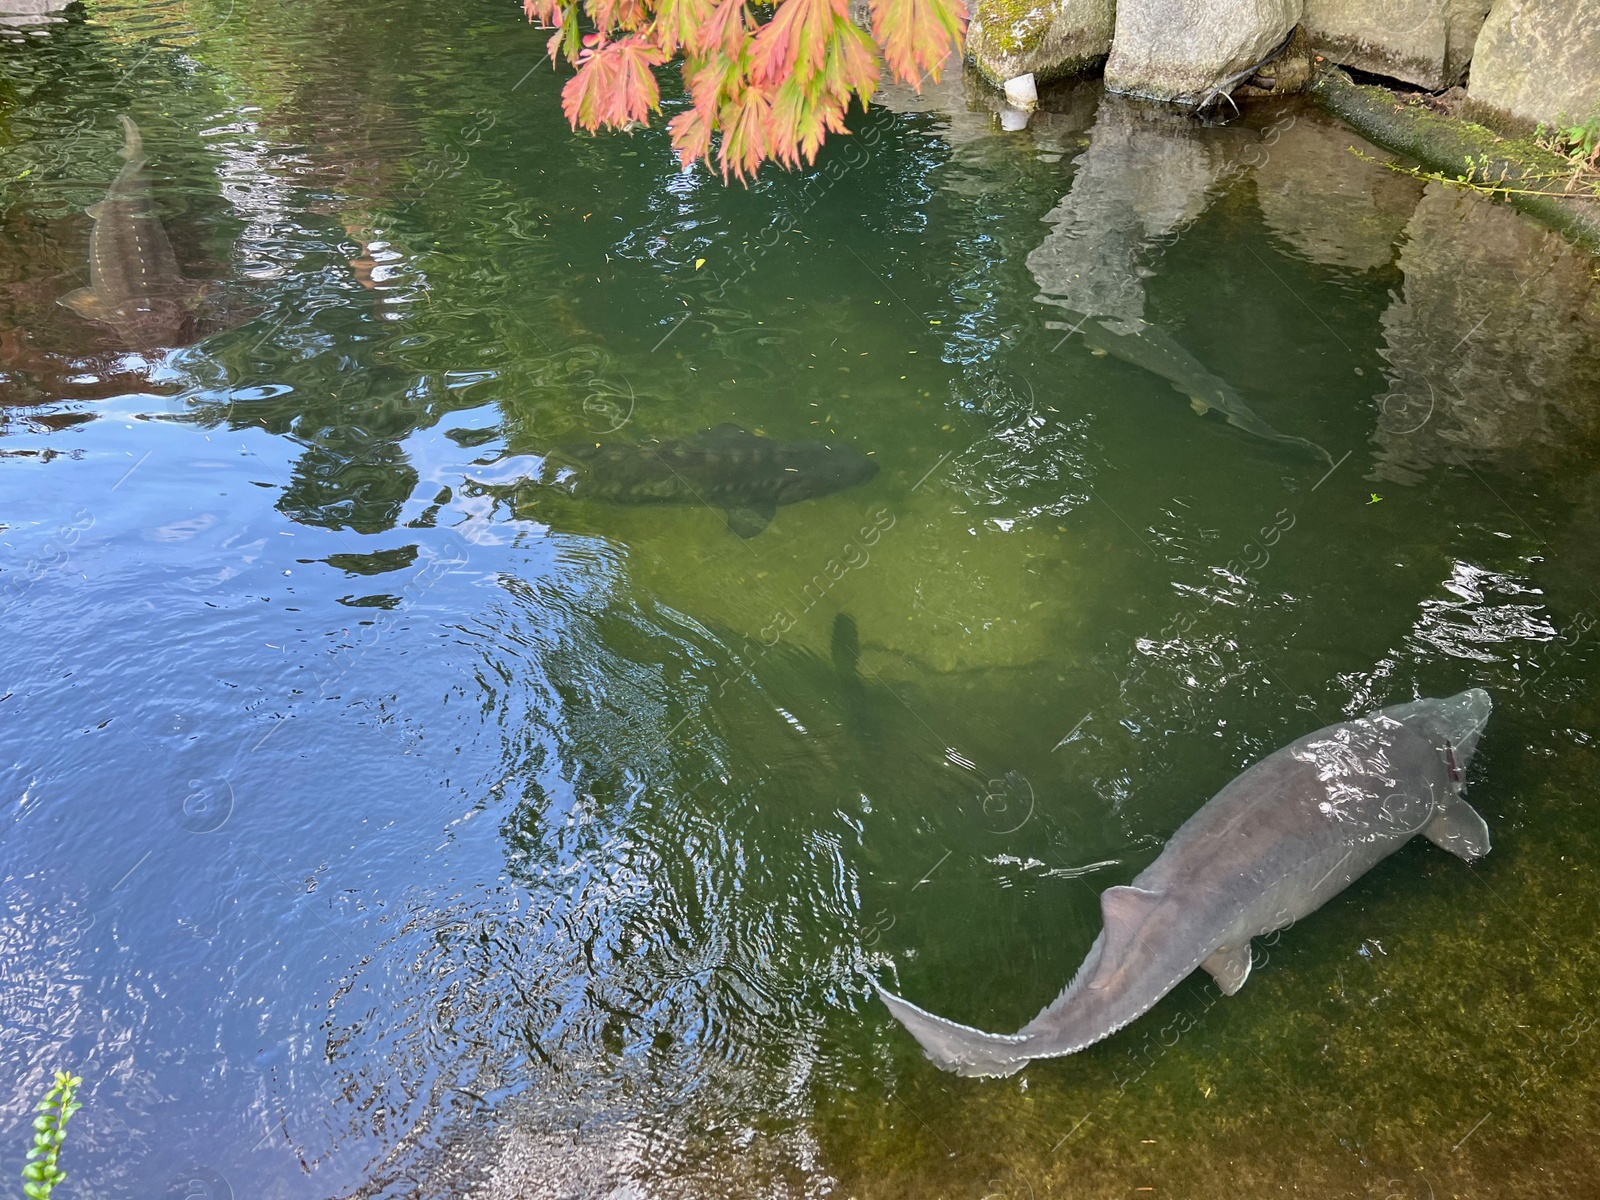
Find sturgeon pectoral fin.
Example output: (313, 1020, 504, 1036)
(874, 984, 1033, 1078)
(726, 503, 776, 538)
(85, 202, 106, 220)
(60, 287, 111, 320)
(1423, 796, 1492, 861)
(1189, 397, 1211, 415)
(1202, 942, 1253, 995)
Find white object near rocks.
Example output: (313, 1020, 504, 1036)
(1004, 72, 1039, 110)
(999, 107, 1033, 131)
(1104, 0, 1302, 106)
(1467, 0, 1600, 131)
(1301, 0, 1491, 90)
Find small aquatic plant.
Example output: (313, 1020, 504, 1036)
(1350, 145, 1600, 204)
(20, 1071, 81, 1200)
(1540, 114, 1600, 162)
(1536, 113, 1600, 186)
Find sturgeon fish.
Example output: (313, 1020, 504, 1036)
(878, 688, 1493, 1077)
(1080, 321, 1333, 465)
(560, 424, 878, 537)
(60, 116, 204, 349)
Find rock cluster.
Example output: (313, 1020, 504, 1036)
(1466, 0, 1600, 131)
(965, 0, 1598, 130)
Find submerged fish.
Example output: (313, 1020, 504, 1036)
(1081, 321, 1332, 464)
(59, 116, 204, 349)
(559, 424, 878, 537)
(878, 688, 1493, 1077)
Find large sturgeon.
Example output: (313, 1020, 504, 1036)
(60, 115, 203, 349)
(878, 689, 1494, 1077)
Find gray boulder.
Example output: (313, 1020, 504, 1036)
(1467, 0, 1600, 131)
(1302, 0, 1490, 90)
(965, 0, 1116, 86)
(1104, 0, 1301, 106)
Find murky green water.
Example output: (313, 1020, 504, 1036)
(4, 2, 1600, 1197)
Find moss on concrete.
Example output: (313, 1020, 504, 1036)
(1311, 65, 1600, 254)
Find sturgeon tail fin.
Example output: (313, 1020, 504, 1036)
(875, 984, 1034, 1078)
(118, 115, 144, 161)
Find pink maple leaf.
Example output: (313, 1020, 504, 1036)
(748, 0, 844, 88)
(668, 106, 715, 169)
(868, 0, 965, 88)
(561, 35, 668, 129)
(653, 0, 717, 56)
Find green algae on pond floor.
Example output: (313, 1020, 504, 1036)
(515, 478, 1101, 678)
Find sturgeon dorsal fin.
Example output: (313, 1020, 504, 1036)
(119, 115, 144, 160)
(1089, 885, 1163, 988)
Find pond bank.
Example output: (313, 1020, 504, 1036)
(1310, 65, 1600, 254)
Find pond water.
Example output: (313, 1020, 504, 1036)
(4, 2, 1600, 1197)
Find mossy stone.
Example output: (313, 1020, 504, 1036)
(965, 0, 1116, 88)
